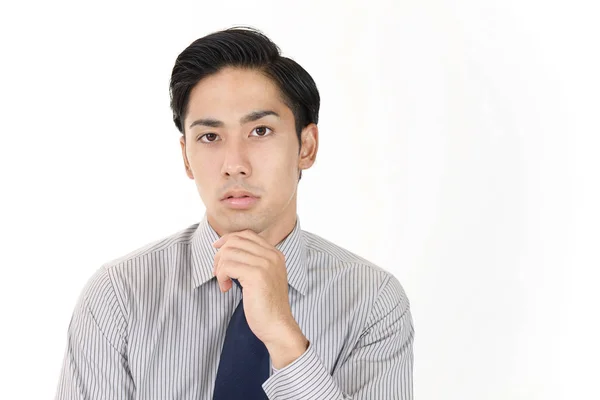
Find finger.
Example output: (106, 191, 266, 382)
(217, 235, 268, 259)
(216, 246, 268, 271)
(213, 230, 272, 250)
(235, 230, 277, 249)
(217, 236, 285, 275)
(213, 245, 265, 283)
(214, 260, 254, 292)
(217, 275, 232, 293)
(213, 256, 236, 292)
(213, 238, 260, 277)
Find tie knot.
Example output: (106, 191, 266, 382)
(232, 278, 242, 290)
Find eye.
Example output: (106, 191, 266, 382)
(198, 133, 220, 143)
(250, 126, 273, 137)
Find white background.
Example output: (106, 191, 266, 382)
(1, 0, 598, 399)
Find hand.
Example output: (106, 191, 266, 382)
(212, 230, 309, 368)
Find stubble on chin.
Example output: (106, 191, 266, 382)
(213, 209, 272, 235)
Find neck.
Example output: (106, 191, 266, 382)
(207, 202, 298, 247)
(261, 210, 298, 247)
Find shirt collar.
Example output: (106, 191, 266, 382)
(190, 213, 308, 296)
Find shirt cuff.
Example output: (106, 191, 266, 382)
(262, 341, 340, 399)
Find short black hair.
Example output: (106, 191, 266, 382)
(169, 26, 320, 149)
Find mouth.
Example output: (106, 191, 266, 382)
(221, 189, 259, 201)
(221, 195, 258, 209)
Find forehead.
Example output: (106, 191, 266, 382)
(186, 67, 291, 121)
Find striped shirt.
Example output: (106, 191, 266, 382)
(55, 214, 414, 399)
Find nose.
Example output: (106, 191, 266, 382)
(221, 138, 251, 178)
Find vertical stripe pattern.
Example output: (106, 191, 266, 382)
(55, 214, 414, 399)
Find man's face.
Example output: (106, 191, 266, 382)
(179, 67, 317, 240)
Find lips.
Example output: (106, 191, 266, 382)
(221, 190, 258, 200)
(221, 194, 258, 209)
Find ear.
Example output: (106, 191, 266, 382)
(298, 123, 319, 172)
(180, 136, 194, 180)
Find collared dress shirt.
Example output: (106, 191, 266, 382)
(55, 214, 414, 399)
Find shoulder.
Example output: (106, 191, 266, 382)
(79, 222, 200, 308)
(101, 222, 199, 272)
(301, 229, 410, 303)
(302, 229, 389, 276)
(88, 222, 202, 294)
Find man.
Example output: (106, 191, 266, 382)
(55, 27, 414, 399)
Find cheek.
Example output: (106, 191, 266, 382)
(257, 151, 298, 181)
(190, 156, 221, 195)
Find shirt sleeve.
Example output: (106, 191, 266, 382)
(55, 266, 135, 399)
(262, 274, 414, 399)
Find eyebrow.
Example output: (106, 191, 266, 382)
(188, 110, 280, 129)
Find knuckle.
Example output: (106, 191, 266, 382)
(229, 236, 244, 247)
(260, 257, 270, 268)
(256, 268, 268, 281)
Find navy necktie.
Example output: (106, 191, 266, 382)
(213, 279, 270, 400)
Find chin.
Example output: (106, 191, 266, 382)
(210, 208, 270, 234)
